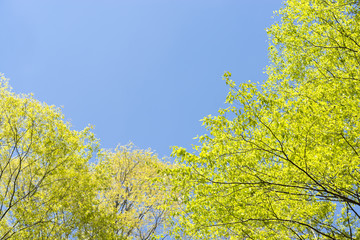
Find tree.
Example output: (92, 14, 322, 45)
(96, 144, 175, 239)
(0, 75, 104, 239)
(0, 75, 176, 239)
(171, 0, 360, 239)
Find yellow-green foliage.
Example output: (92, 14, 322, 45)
(0, 74, 101, 239)
(0, 75, 175, 239)
(96, 144, 174, 239)
(171, 0, 360, 239)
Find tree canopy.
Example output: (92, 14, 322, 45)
(95, 144, 174, 239)
(0, 75, 101, 239)
(1, 0, 360, 239)
(171, 0, 360, 239)
(0, 75, 174, 239)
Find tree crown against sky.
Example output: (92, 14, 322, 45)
(0, 74, 175, 239)
(171, 0, 360, 239)
(95, 144, 175, 239)
(1, 0, 360, 239)
(0, 74, 102, 239)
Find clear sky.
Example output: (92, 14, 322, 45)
(0, 0, 283, 159)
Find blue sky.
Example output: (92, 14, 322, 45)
(0, 0, 283, 158)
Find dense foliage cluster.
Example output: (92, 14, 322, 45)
(0, 75, 173, 239)
(0, 76, 99, 239)
(1, 0, 359, 239)
(95, 145, 174, 239)
(172, 0, 360, 239)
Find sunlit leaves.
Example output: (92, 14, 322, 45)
(96, 144, 175, 239)
(169, 0, 360, 239)
(0, 74, 101, 239)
